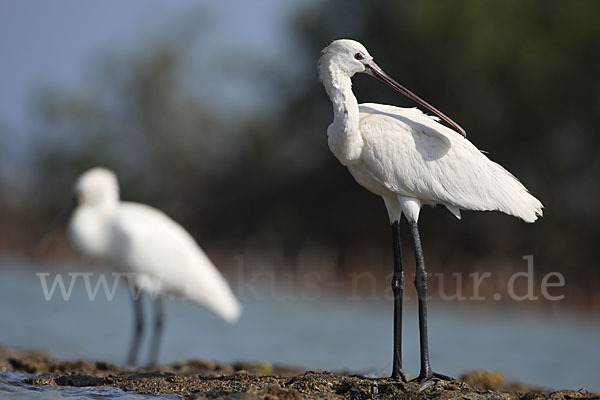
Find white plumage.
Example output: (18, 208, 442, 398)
(67, 167, 240, 364)
(355, 104, 542, 222)
(318, 39, 543, 382)
(319, 39, 543, 224)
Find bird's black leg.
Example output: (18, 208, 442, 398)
(409, 221, 453, 383)
(390, 221, 406, 381)
(126, 287, 144, 367)
(147, 295, 164, 367)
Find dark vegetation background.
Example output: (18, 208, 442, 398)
(1, 1, 598, 308)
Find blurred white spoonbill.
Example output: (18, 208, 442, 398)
(318, 39, 542, 382)
(61, 167, 241, 366)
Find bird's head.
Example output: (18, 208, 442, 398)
(32, 167, 119, 258)
(74, 167, 120, 208)
(319, 39, 467, 137)
(318, 39, 374, 77)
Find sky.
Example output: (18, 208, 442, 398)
(0, 0, 309, 148)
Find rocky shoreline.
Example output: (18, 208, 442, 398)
(1, 347, 597, 399)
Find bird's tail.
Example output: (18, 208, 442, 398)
(183, 250, 242, 323)
(486, 163, 543, 223)
(205, 287, 242, 323)
(506, 191, 543, 223)
(189, 270, 242, 323)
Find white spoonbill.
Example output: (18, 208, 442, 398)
(318, 39, 543, 382)
(58, 167, 241, 366)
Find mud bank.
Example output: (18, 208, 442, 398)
(1, 347, 597, 399)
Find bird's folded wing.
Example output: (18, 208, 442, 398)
(358, 104, 542, 222)
(110, 202, 241, 321)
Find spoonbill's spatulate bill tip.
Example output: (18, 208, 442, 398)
(318, 39, 543, 382)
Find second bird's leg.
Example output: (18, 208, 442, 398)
(147, 295, 164, 367)
(391, 221, 406, 381)
(409, 221, 453, 383)
(126, 287, 144, 367)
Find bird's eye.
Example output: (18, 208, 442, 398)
(354, 52, 364, 60)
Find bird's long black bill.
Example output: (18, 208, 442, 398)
(31, 195, 78, 258)
(365, 62, 467, 137)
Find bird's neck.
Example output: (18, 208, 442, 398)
(322, 70, 364, 164)
(67, 203, 116, 260)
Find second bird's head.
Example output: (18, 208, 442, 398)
(61, 167, 119, 224)
(32, 167, 120, 256)
(72, 167, 120, 210)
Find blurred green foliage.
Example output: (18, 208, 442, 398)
(5, 1, 600, 300)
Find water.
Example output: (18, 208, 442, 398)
(1, 260, 599, 398)
(0, 372, 176, 399)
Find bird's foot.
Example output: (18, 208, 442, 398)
(390, 369, 407, 382)
(411, 371, 454, 383)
